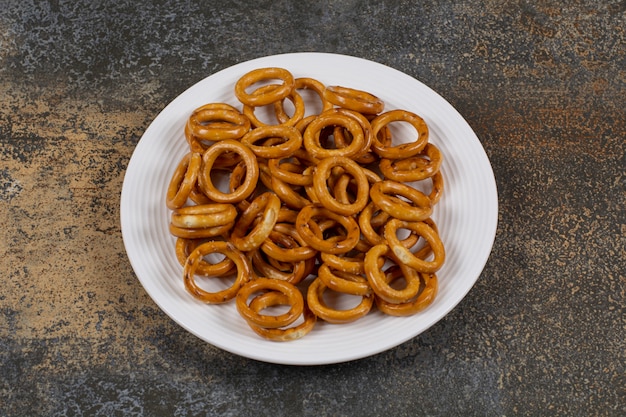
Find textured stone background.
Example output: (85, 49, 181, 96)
(1, 1, 624, 416)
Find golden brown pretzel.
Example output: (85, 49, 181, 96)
(236, 277, 304, 329)
(175, 238, 236, 277)
(295, 204, 360, 254)
(185, 104, 251, 152)
(369, 180, 433, 222)
(370, 110, 429, 159)
(306, 277, 374, 324)
(378, 143, 442, 182)
(230, 192, 281, 251)
(199, 139, 259, 203)
(166, 152, 202, 210)
(317, 263, 371, 296)
(384, 219, 445, 273)
(323, 85, 384, 114)
(312, 156, 370, 216)
(242, 84, 306, 128)
(303, 109, 366, 159)
(261, 223, 317, 262)
(183, 241, 251, 303)
(249, 249, 315, 285)
(364, 244, 423, 304)
(240, 125, 303, 159)
(170, 203, 238, 229)
(234, 67, 295, 107)
(246, 291, 316, 341)
(375, 270, 438, 316)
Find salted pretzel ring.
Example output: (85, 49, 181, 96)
(185, 105, 251, 152)
(246, 292, 316, 341)
(242, 84, 306, 128)
(234, 67, 295, 107)
(331, 108, 374, 158)
(249, 249, 315, 285)
(240, 125, 303, 159)
(166, 152, 202, 209)
(384, 219, 445, 273)
(317, 263, 371, 296)
(269, 174, 312, 209)
(295, 205, 360, 254)
(199, 139, 259, 203)
(323, 85, 384, 114)
(267, 157, 313, 186)
(379, 143, 442, 182)
(168, 221, 234, 239)
(319, 250, 366, 275)
(230, 192, 281, 252)
(170, 203, 238, 229)
(303, 109, 366, 159)
(183, 241, 251, 304)
(313, 156, 370, 216)
(236, 277, 304, 329)
(427, 171, 444, 206)
(306, 277, 374, 324)
(175, 238, 235, 277)
(370, 180, 433, 222)
(261, 223, 317, 262)
(289, 77, 334, 115)
(364, 244, 423, 304)
(375, 270, 438, 316)
(370, 110, 429, 159)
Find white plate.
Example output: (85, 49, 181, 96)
(120, 52, 498, 365)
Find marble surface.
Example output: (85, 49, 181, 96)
(1, 1, 624, 415)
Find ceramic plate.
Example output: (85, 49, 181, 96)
(120, 52, 498, 365)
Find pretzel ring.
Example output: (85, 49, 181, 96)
(166, 152, 202, 209)
(230, 192, 281, 252)
(384, 219, 445, 273)
(378, 143, 443, 182)
(289, 77, 334, 115)
(269, 174, 312, 209)
(185, 106, 251, 152)
(236, 277, 304, 329)
(175, 238, 236, 277)
(427, 170, 444, 206)
(170, 203, 238, 229)
(199, 139, 259, 203)
(318, 263, 371, 296)
(234, 67, 295, 107)
(370, 180, 433, 222)
(261, 223, 317, 262)
(313, 156, 370, 216)
(364, 244, 423, 303)
(303, 110, 365, 159)
(323, 85, 384, 114)
(273, 87, 307, 126)
(168, 222, 234, 239)
(295, 205, 360, 254)
(183, 241, 251, 304)
(249, 249, 315, 285)
(376, 270, 438, 316)
(242, 84, 305, 128)
(331, 108, 375, 163)
(246, 292, 316, 341)
(306, 277, 373, 324)
(370, 110, 429, 159)
(267, 157, 313, 186)
(240, 125, 303, 159)
(319, 251, 366, 274)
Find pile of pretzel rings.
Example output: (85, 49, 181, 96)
(166, 67, 445, 341)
